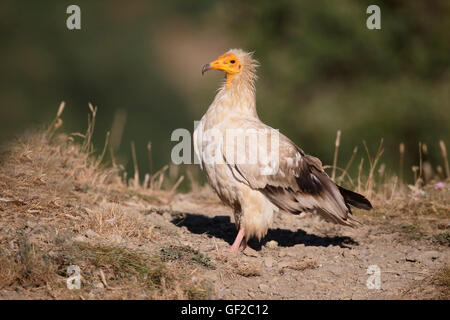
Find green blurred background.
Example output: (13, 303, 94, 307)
(1, 1, 449, 188)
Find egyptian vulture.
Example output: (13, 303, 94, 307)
(194, 49, 372, 255)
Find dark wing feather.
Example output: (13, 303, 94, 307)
(337, 186, 373, 210)
(223, 123, 371, 227)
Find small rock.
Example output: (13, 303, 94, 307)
(259, 283, 270, 293)
(162, 212, 172, 221)
(264, 257, 276, 268)
(405, 251, 419, 263)
(108, 234, 123, 244)
(405, 257, 417, 263)
(93, 281, 104, 289)
(216, 287, 226, 299)
(105, 218, 116, 226)
(287, 251, 297, 258)
(420, 250, 440, 262)
(266, 240, 278, 249)
(73, 235, 87, 243)
(243, 248, 260, 257)
(26, 221, 37, 229)
(85, 229, 99, 239)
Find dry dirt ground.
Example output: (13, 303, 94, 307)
(0, 128, 448, 300)
(149, 192, 450, 300)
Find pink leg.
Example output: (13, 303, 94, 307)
(229, 228, 246, 255)
(239, 236, 247, 250)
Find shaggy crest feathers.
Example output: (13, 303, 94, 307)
(225, 48, 259, 88)
(211, 49, 259, 117)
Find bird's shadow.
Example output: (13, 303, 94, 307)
(171, 213, 358, 250)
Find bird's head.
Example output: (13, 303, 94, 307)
(202, 49, 258, 87)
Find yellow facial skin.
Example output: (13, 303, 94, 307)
(202, 53, 242, 87)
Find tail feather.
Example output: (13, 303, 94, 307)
(338, 186, 372, 211)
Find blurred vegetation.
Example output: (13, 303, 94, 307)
(1, 1, 449, 188)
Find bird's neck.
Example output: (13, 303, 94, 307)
(211, 72, 258, 118)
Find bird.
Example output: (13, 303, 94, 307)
(194, 49, 372, 255)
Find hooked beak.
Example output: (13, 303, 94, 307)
(202, 63, 213, 75)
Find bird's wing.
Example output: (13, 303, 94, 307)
(222, 118, 359, 226)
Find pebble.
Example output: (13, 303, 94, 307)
(259, 284, 271, 293)
(216, 288, 226, 299)
(420, 250, 440, 262)
(405, 250, 441, 264)
(244, 248, 260, 257)
(405, 251, 418, 263)
(266, 240, 278, 249)
(108, 234, 123, 244)
(286, 251, 297, 258)
(73, 235, 87, 243)
(26, 221, 37, 228)
(85, 229, 99, 238)
(264, 257, 276, 268)
(162, 212, 172, 221)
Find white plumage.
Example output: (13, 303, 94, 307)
(195, 49, 372, 254)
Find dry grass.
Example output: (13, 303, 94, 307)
(324, 131, 450, 244)
(230, 261, 262, 277)
(0, 103, 211, 299)
(429, 267, 450, 300)
(283, 259, 318, 272)
(360, 181, 449, 244)
(432, 232, 450, 246)
(0, 235, 55, 289)
(55, 242, 212, 299)
(160, 245, 216, 270)
(406, 266, 450, 300)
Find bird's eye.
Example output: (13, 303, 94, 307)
(230, 60, 235, 64)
